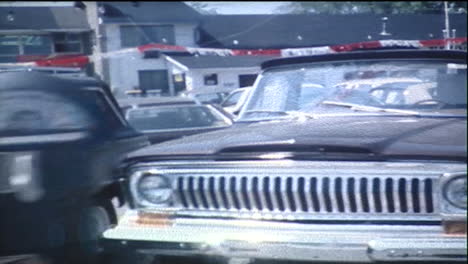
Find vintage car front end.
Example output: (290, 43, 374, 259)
(103, 160, 467, 263)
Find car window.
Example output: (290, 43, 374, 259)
(240, 59, 467, 121)
(126, 105, 230, 131)
(221, 90, 244, 107)
(195, 93, 223, 104)
(0, 90, 97, 135)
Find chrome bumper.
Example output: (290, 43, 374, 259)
(102, 210, 467, 263)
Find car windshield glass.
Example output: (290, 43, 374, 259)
(222, 90, 244, 107)
(195, 93, 223, 104)
(239, 59, 467, 121)
(126, 105, 230, 131)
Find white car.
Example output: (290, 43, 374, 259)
(220, 87, 252, 115)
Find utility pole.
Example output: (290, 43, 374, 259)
(444, 1, 450, 49)
(84, 1, 108, 82)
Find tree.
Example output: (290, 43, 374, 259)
(275, 2, 467, 14)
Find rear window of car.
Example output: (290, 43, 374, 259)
(126, 105, 230, 132)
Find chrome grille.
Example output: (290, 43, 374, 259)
(130, 161, 466, 221)
(176, 175, 435, 214)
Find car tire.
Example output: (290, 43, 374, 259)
(101, 252, 158, 264)
(60, 199, 115, 264)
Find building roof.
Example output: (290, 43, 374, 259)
(169, 55, 277, 69)
(0, 6, 90, 31)
(99, 2, 201, 24)
(197, 14, 468, 49)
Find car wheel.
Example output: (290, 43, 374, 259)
(101, 252, 158, 264)
(61, 199, 115, 264)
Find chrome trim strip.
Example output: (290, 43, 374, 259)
(406, 178, 414, 213)
(257, 176, 268, 212)
(316, 177, 325, 213)
(329, 177, 339, 213)
(380, 178, 388, 213)
(393, 178, 401, 213)
(291, 177, 301, 212)
(419, 178, 427, 213)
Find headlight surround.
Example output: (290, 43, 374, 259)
(443, 175, 467, 210)
(137, 174, 173, 205)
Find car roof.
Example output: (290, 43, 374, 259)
(261, 50, 467, 70)
(117, 96, 198, 108)
(184, 87, 233, 95)
(231, 87, 252, 92)
(0, 71, 105, 92)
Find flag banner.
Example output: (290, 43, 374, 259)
(0, 38, 466, 68)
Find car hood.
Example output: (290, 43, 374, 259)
(127, 115, 466, 161)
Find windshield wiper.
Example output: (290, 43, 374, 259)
(320, 100, 422, 116)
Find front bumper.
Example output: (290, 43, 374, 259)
(102, 210, 467, 263)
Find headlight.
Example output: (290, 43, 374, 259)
(137, 175, 172, 204)
(443, 175, 467, 209)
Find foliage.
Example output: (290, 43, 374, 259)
(275, 2, 467, 14)
(185, 2, 218, 14)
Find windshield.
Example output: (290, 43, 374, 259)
(126, 104, 231, 132)
(221, 90, 244, 107)
(239, 59, 467, 121)
(194, 93, 227, 104)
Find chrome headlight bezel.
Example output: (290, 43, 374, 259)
(440, 172, 467, 216)
(129, 169, 174, 207)
(442, 174, 467, 209)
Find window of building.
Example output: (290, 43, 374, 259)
(138, 70, 170, 95)
(120, 25, 175, 48)
(53, 33, 83, 53)
(204, 74, 218, 86)
(239, 74, 258, 87)
(0, 35, 52, 62)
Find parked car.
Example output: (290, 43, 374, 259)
(0, 66, 87, 78)
(181, 87, 233, 104)
(118, 97, 233, 144)
(220, 87, 252, 116)
(0, 72, 149, 264)
(102, 50, 467, 264)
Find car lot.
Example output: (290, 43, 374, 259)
(99, 50, 467, 264)
(0, 11, 466, 262)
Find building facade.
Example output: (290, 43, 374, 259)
(1, 3, 466, 99)
(0, 5, 92, 73)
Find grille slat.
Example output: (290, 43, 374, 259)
(241, 177, 252, 210)
(269, 177, 280, 211)
(425, 179, 435, 213)
(406, 178, 414, 213)
(257, 177, 268, 211)
(303, 177, 313, 212)
(291, 177, 302, 212)
(223, 177, 234, 209)
(181, 177, 194, 208)
(328, 177, 339, 213)
(315, 177, 326, 213)
(367, 178, 376, 213)
(175, 174, 439, 217)
(418, 178, 426, 213)
(353, 178, 363, 213)
(203, 177, 214, 209)
(194, 177, 206, 208)
(393, 178, 401, 212)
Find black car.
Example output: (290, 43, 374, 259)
(103, 50, 466, 264)
(118, 97, 233, 144)
(0, 72, 149, 264)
